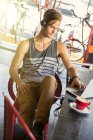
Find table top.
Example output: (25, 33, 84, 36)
(51, 67, 93, 140)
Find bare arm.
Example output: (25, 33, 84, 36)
(57, 42, 84, 89)
(57, 42, 78, 77)
(9, 40, 30, 94)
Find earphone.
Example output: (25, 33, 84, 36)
(40, 20, 47, 27)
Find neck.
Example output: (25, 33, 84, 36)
(37, 30, 52, 45)
(35, 33, 52, 51)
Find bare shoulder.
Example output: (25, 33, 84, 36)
(57, 41, 67, 49)
(17, 38, 33, 53)
(18, 39, 29, 49)
(57, 41, 68, 55)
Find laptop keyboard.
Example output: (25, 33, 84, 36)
(66, 86, 84, 97)
(73, 90, 84, 96)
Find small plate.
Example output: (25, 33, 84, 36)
(70, 102, 91, 114)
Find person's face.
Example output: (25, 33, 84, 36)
(44, 20, 61, 39)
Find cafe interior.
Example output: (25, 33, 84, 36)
(0, 0, 93, 140)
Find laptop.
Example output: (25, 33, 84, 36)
(66, 79, 93, 99)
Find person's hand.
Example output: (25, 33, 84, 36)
(18, 82, 31, 94)
(70, 78, 85, 90)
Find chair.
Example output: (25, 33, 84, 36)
(3, 92, 36, 140)
(7, 73, 62, 140)
(8, 74, 62, 103)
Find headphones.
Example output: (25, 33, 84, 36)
(40, 20, 47, 27)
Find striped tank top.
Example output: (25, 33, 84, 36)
(20, 38, 58, 82)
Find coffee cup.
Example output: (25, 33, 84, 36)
(76, 96, 90, 110)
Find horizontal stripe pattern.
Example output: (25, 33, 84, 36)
(20, 39, 62, 82)
(21, 57, 58, 82)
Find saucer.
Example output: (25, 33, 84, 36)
(70, 102, 91, 114)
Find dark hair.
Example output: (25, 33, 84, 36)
(41, 9, 62, 26)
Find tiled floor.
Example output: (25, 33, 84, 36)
(0, 46, 67, 140)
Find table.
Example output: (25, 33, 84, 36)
(51, 67, 93, 140)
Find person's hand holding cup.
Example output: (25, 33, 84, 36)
(76, 96, 90, 110)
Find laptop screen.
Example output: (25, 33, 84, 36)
(81, 79, 93, 98)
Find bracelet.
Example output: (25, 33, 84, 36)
(67, 76, 80, 85)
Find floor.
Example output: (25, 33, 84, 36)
(0, 46, 15, 140)
(0, 45, 67, 140)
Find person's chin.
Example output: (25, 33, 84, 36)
(44, 33, 55, 39)
(48, 34, 55, 39)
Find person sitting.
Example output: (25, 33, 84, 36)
(9, 9, 84, 140)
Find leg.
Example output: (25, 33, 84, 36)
(35, 75, 57, 124)
(33, 75, 57, 139)
(17, 86, 39, 130)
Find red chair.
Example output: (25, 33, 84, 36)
(3, 92, 36, 140)
(8, 74, 62, 103)
(7, 73, 62, 140)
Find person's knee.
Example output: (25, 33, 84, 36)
(43, 75, 56, 84)
(42, 75, 57, 92)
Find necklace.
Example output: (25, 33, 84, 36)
(34, 37, 45, 52)
(42, 37, 44, 51)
